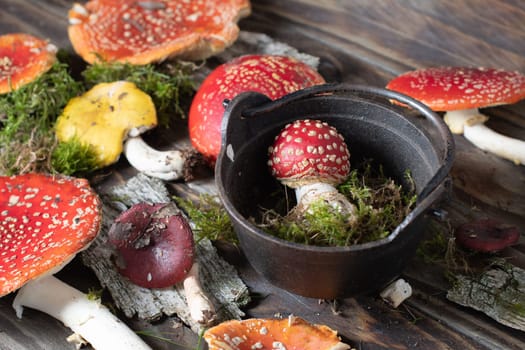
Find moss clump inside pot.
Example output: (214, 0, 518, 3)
(263, 119, 416, 247)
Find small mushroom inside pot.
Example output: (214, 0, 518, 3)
(267, 119, 358, 225)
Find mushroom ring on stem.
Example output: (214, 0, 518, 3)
(268, 119, 357, 224)
(386, 66, 525, 165)
(107, 202, 215, 325)
(0, 173, 151, 350)
(55, 81, 199, 180)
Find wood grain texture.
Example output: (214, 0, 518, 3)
(0, 0, 524, 349)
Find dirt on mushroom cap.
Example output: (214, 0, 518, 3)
(0, 173, 101, 296)
(55, 81, 157, 168)
(107, 202, 195, 289)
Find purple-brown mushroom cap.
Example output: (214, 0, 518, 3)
(455, 218, 520, 253)
(108, 202, 195, 288)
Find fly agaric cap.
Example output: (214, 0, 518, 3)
(55, 81, 157, 168)
(204, 316, 350, 350)
(455, 218, 520, 253)
(386, 66, 525, 111)
(68, 0, 251, 64)
(0, 33, 57, 94)
(268, 119, 351, 188)
(189, 54, 326, 163)
(107, 202, 195, 289)
(0, 173, 101, 296)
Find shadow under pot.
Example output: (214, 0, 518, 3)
(215, 83, 455, 299)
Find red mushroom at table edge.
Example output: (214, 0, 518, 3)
(189, 54, 326, 164)
(455, 218, 520, 253)
(204, 315, 351, 350)
(268, 119, 357, 224)
(0, 173, 152, 350)
(67, 0, 251, 64)
(386, 66, 525, 165)
(0, 33, 57, 94)
(107, 202, 215, 325)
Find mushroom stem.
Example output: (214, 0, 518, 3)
(182, 262, 215, 325)
(13, 275, 151, 350)
(294, 182, 358, 224)
(123, 136, 186, 180)
(379, 278, 413, 308)
(444, 109, 525, 165)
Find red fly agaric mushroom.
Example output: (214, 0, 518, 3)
(0, 173, 151, 350)
(268, 119, 357, 223)
(67, 0, 251, 64)
(0, 33, 57, 94)
(107, 202, 215, 325)
(55, 81, 199, 180)
(204, 315, 350, 350)
(455, 218, 520, 253)
(386, 67, 525, 165)
(189, 54, 326, 163)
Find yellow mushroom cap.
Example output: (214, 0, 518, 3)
(55, 81, 157, 167)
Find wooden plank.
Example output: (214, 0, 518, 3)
(0, 1, 524, 349)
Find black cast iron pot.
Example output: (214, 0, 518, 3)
(215, 83, 454, 299)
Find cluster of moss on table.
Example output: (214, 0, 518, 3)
(0, 53, 194, 176)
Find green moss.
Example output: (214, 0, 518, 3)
(259, 163, 417, 247)
(0, 57, 195, 176)
(174, 194, 238, 244)
(0, 61, 82, 175)
(51, 137, 100, 176)
(82, 61, 195, 125)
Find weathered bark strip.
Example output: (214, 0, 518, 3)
(81, 173, 250, 334)
(446, 259, 525, 331)
(191, 31, 321, 86)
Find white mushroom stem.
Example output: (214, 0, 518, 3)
(123, 136, 186, 180)
(13, 275, 151, 350)
(444, 109, 525, 165)
(294, 182, 358, 224)
(182, 262, 215, 325)
(380, 278, 413, 308)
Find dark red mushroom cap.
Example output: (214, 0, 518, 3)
(386, 67, 525, 111)
(455, 218, 520, 253)
(0, 33, 57, 94)
(188, 54, 326, 163)
(268, 119, 351, 188)
(0, 173, 101, 296)
(107, 202, 195, 289)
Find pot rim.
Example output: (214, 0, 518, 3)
(216, 83, 455, 252)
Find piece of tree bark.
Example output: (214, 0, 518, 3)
(191, 31, 321, 85)
(446, 259, 525, 331)
(81, 173, 250, 334)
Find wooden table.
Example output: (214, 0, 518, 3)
(1, 1, 524, 349)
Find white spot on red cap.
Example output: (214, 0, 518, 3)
(386, 66, 525, 111)
(268, 119, 351, 188)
